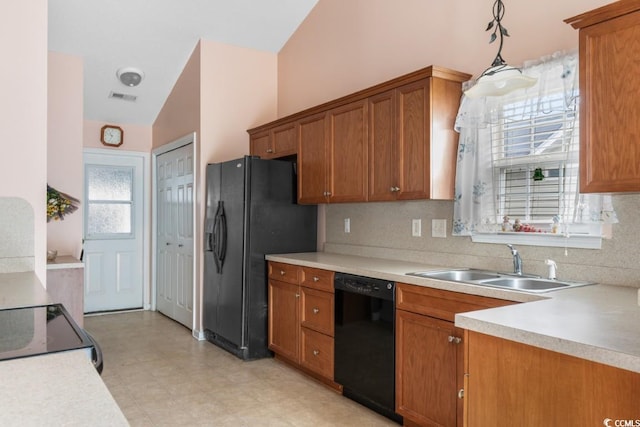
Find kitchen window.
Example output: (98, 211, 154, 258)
(452, 51, 617, 249)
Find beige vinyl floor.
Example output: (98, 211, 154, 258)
(84, 310, 397, 426)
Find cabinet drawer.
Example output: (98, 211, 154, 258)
(268, 262, 299, 285)
(300, 327, 334, 379)
(300, 267, 334, 293)
(301, 287, 334, 336)
(396, 283, 517, 322)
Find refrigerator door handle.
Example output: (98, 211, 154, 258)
(219, 205, 227, 269)
(213, 201, 227, 273)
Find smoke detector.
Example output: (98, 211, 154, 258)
(116, 67, 144, 87)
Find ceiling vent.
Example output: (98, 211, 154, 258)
(109, 91, 137, 102)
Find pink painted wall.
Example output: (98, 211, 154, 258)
(278, 0, 613, 116)
(199, 39, 278, 163)
(152, 39, 277, 334)
(0, 0, 48, 281)
(84, 120, 152, 152)
(48, 52, 84, 259)
(152, 43, 201, 150)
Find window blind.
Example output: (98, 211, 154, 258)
(490, 92, 579, 225)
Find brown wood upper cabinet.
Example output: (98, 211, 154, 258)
(298, 100, 369, 204)
(369, 76, 466, 201)
(249, 121, 297, 160)
(248, 66, 471, 204)
(565, 1, 640, 193)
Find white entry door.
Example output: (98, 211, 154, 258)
(83, 151, 145, 313)
(156, 142, 194, 328)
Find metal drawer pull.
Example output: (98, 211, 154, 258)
(295, 293, 300, 298)
(280, 270, 285, 275)
(448, 336, 462, 344)
(458, 389, 464, 399)
(178, 244, 184, 248)
(313, 276, 320, 282)
(313, 350, 320, 356)
(313, 308, 319, 314)
(266, 148, 273, 153)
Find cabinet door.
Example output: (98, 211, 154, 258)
(579, 11, 640, 193)
(271, 122, 297, 157)
(396, 79, 431, 200)
(466, 331, 640, 426)
(250, 130, 272, 159)
(396, 309, 461, 427)
(268, 279, 300, 362)
(298, 112, 328, 204)
(327, 100, 368, 203)
(368, 90, 397, 201)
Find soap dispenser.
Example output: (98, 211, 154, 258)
(545, 259, 557, 280)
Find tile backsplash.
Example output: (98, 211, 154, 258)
(324, 194, 640, 288)
(0, 198, 34, 273)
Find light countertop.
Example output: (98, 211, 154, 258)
(266, 252, 640, 374)
(0, 350, 128, 426)
(47, 255, 84, 270)
(0, 272, 127, 424)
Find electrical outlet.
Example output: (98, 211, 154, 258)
(412, 219, 422, 237)
(432, 219, 447, 238)
(344, 218, 350, 233)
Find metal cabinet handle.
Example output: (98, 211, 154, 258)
(448, 336, 462, 344)
(166, 242, 171, 246)
(313, 350, 320, 356)
(323, 191, 332, 197)
(280, 270, 285, 276)
(390, 186, 400, 192)
(178, 244, 184, 248)
(266, 148, 274, 153)
(313, 277, 320, 282)
(295, 293, 300, 298)
(313, 308, 319, 314)
(458, 389, 464, 399)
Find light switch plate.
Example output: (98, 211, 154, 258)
(412, 219, 421, 237)
(432, 219, 447, 238)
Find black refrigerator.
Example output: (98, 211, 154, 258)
(203, 156, 317, 360)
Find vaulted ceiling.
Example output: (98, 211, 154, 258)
(48, 0, 319, 125)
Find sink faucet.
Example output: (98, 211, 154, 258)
(506, 244, 523, 275)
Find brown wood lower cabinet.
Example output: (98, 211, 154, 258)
(395, 283, 517, 427)
(466, 331, 640, 426)
(268, 279, 300, 362)
(396, 309, 461, 427)
(267, 261, 337, 386)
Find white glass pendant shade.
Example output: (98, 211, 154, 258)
(465, 65, 537, 98)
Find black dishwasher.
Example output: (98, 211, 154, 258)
(334, 273, 402, 424)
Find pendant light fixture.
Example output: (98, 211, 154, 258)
(464, 0, 536, 98)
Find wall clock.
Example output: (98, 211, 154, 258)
(100, 125, 124, 147)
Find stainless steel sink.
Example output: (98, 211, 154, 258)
(410, 270, 501, 282)
(406, 268, 593, 293)
(478, 277, 571, 291)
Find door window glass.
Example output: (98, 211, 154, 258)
(85, 165, 134, 238)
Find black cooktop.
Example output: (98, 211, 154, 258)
(0, 304, 93, 361)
